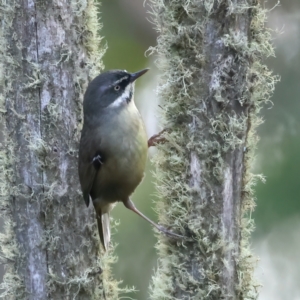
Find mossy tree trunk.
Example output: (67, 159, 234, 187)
(0, 1, 118, 299)
(150, 0, 276, 299)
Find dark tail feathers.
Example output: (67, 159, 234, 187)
(97, 212, 110, 251)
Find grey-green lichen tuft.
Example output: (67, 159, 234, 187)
(0, 1, 25, 297)
(0, 0, 121, 299)
(149, 0, 277, 299)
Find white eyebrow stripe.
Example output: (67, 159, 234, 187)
(113, 76, 129, 85)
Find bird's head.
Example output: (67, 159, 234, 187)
(83, 68, 149, 117)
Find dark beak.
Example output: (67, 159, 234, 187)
(130, 68, 149, 83)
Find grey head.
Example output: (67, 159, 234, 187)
(83, 68, 149, 118)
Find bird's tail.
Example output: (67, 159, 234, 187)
(97, 212, 111, 251)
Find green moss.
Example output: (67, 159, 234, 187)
(0, 1, 23, 298)
(0, 0, 121, 299)
(149, 0, 277, 299)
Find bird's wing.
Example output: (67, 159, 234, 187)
(78, 158, 96, 207)
(78, 130, 102, 207)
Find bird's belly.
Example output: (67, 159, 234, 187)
(91, 106, 148, 201)
(98, 152, 146, 201)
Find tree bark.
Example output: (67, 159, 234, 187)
(149, 0, 276, 299)
(0, 1, 118, 299)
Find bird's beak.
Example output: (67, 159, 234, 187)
(130, 68, 149, 83)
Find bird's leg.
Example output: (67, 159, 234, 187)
(148, 129, 167, 148)
(92, 153, 103, 169)
(122, 198, 184, 239)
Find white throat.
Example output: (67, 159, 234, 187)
(109, 83, 134, 108)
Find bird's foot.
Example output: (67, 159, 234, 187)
(92, 154, 103, 169)
(156, 224, 185, 240)
(122, 197, 185, 240)
(148, 129, 167, 148)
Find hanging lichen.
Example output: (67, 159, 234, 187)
(0, 1, 125, 299)
(148, 0, 278, 299)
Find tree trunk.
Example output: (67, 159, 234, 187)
(0, 1, 118, 299)
(150, 0, 276, 299)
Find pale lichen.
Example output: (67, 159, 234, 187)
(149, 0, 277, 299)
(0, 0, 119, 299)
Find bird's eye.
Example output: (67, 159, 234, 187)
(114, 85, 120, 91)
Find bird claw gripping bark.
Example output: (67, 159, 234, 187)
(92, 154, 103, 169)
(148, 129, 167, 148)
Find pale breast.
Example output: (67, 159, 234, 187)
(92, 101, 148, 201)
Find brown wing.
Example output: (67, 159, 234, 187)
(78, 158, 96, 207)
(78, 129, 100, 207)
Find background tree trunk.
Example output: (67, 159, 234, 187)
(0, 1, 119, 299)
(149, 0, 276, 299)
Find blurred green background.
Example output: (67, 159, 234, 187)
(100, 0, 300, 299)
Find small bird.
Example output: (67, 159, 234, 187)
(78, 69, 180, 251)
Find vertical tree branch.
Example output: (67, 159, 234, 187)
(0, 1, 119, 298)
(150, 0, 276, 299)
